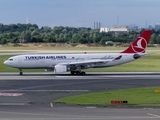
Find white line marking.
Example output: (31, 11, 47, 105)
(0, 93, 23, 96)
(148, 113, 160, 118)
(0, 90, 89, 92)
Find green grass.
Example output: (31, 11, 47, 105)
(54, 87, 160, 107)
(0, 46, 126, 50)
(1, 46, 160, 50)
(0, 46, 123, 50)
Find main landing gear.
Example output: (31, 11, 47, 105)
(19, 69, 23, 75)
(69, 65, 86, 75)
(70, 71, 86, 75)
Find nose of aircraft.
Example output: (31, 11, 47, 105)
(4, 60, 8, 66)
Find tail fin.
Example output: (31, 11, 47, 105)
(121, 30, 152, 53)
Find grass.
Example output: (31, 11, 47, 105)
(0, 46, 124, 50)
(54, 87, 160, 107)
(0, 46, 128, 50)
(1, 46, 160, 50)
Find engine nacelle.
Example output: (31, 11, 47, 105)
(133, 54, 141, 59)
(54, 65, 67, 73)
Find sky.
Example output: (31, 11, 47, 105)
(0, 0, 160, 28)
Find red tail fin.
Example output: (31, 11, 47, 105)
(121, 30, 152, 53)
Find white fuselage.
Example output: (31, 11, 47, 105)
(4, 53, 140, 69)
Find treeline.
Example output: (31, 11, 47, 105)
(0, 23, 159, 45)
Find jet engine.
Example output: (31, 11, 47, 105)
(133, 54, 141, 59)
(54, 64, 67, 73)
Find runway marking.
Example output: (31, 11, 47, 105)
(55, 75, 160, 78)
(0, 73, 160, 80)
(0, 93, 23, 96)
(55, 76, 111, 79)
(0, 110, 157, 119)
(148, 113, 160, 118)
(0, 90, 89, 92)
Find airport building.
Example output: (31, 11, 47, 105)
(100, 26, 129, 33)
(155, 23, 160, 30)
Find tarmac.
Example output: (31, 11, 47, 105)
(0, 72, 159, 119)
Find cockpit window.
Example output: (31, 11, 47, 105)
(9, 59, 13, 61)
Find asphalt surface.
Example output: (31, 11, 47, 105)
(0, 72, 160, 120)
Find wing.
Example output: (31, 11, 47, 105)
(60, 59, 113, 67)
(54, 59, 114, 73)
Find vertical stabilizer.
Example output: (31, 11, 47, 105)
(121, 30, 152, 53)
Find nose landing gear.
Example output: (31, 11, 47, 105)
(19, 69, 23, 75)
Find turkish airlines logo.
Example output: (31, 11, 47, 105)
(131, 37, 147, 53)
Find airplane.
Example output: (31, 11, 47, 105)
(4, 30, 152, 75)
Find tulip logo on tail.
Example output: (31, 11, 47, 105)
(131, 37, 147, 53)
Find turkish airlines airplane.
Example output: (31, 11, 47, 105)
(4, 30, 152, 75)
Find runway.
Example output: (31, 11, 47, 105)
(0, 72, 160, 104)
(0, 72, 160, 120)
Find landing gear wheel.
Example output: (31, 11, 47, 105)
(71, 71, 75, 75)
(20, 71, 23, 75)
(70, 71, 86, 75)
(82, 72, 86, 75)
(19, 69, 23, 75)
(76, 71, 80, 75)
(81, 71, 86, 75)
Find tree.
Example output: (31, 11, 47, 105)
(1, 38, 7, 44)
(156, 34, 160, 44)
(99, 37, 107, 45)
(0, 23, 4, 33)
(150, 34, 157, 44)
(19, 31, 31, 43)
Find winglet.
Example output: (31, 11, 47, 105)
(121, 30, 152, 53)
